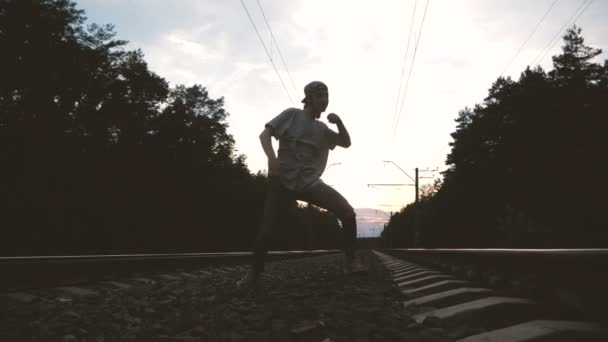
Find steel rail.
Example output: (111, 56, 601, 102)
(376, 250, 608, 340)
(384, 248, 608, 256)
(0, 250, 341, 292)
(0, 250, 337, 264)
(381, 248, 608, 320)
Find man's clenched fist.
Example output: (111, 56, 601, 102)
(327, 113, 341, 124)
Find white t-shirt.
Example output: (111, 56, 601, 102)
(266, 108, 340, 192)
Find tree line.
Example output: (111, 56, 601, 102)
(0, 0, 343, 255)
(382, 26, 607, 248)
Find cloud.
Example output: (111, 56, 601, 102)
(165, 33, 218, 60)
(355, 208, 389, 237)
(77, 0, 608, 211)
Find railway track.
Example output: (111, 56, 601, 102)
(0, 250, 340, 293)
(3, 248, 607, 341)
(375, 249, 608, 341)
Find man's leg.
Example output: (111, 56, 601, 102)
(241, 176, 289, 287)
(300, 181, 357, 265)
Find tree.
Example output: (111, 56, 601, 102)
(550, 25, 602, 87)
(384, 26, 607, 248)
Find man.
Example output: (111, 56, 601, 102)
(238, 81, 359, 288)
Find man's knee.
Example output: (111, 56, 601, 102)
(341, 207, 356, 222)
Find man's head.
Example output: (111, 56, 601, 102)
(302, 81, 328, 117)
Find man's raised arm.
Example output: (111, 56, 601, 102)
(327, 113, 351, 148)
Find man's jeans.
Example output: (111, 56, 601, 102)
(253, 176, 357, 273)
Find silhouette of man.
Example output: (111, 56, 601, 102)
(239, 81, 358, 288)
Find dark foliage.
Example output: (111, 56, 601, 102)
(383, 26, 607, 248)
(0, 0, 342, 255)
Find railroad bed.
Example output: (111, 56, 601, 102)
(2, 250, 607, 341)
(1, 251, 413, 341)
(0, 250, 339, 292)
(376, 250, 607, 341)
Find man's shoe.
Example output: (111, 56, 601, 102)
(236, 269, 259, 289)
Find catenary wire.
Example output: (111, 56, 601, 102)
(535, 0, 594, 65)
(255, 0, 299, 96)
(500, 0, 560, 77)
(530, 0, 590, 67)
(393, 0, 430, 138)
(239, 0, 294, 104)
(392, 0, 418, 133)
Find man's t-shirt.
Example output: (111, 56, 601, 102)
(266, 108, 340, 192)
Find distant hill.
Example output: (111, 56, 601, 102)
(355, 208, 390, 237)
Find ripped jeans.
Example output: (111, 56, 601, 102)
(253, 176, 357, 273)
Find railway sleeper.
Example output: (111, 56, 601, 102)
(374, 251, 607, 341)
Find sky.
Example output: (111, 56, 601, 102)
(76, 0, 607, 232)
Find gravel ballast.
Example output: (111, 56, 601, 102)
(1, 251, 448, 341)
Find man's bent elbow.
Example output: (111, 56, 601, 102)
(259, 130, 269, 141)
(260, 126, 273, 139)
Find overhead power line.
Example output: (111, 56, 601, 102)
(392, 0, 418, 134)
(500, 0, 559, 77)
(536, 0, 594, 64)
(530, 0, 593, 67)
(393, 0, 430, 138)
(255, 0, 299, 96)
(239, 0, 294, 104)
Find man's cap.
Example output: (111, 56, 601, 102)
(301, 81, 328, 103)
